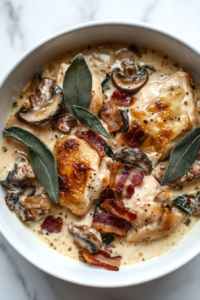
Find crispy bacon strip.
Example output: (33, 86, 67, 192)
(41, 216, 63, 233)
(101, 199, 137, 222)
(99, 99, 123, 132)
(92, 210, 131, 236)
(125, 171, 144, 199)
(115, 165, 132, 195)
(120, 124, 148, 147)
(75, 129, 107, 157)
(100, 189, 115, 203)
(79, 249, 121, 271)
(111, 90, 135, 106)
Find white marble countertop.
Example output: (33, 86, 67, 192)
(1, 0, 200, 299)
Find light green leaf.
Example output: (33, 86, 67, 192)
(3, 127, 59, 203)
(63, 54, 92, 122)
(73, 106, 110, 138)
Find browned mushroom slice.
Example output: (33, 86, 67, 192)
(16, 77, 64, 125)
(68, 222, 102, 253)
(1, 154, 35, 188)
(6, 185, 57, 222)
(52, 112, 76, 133)
(111, 58, 148, 92)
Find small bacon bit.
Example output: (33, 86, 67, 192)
(79, 249, 121, 271)
(115, 165, 132, 195)
(100, 189, 115, 203)
(110, 162, 124, 191)
(41, 216, 63, 233)
(120, 125, 148, 147)
(75, 129, 107, 157)
(101, 199, 137, 222)
(125, 171, 144, 199)
(99, 99, 123, 132)
(111, 90, 135, 106)
(92, 210, 131, 236)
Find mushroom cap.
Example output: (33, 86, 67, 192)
(111, 59, 148, 92)
(16, 77, 64, 125)
(114, 148, 152, 175)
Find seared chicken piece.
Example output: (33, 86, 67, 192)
(124, 175, 185, 242)
(54, 136, 110, 215)
(56, 63, 103, 116)
(130, 72, 198, 160)
(153, 157, 200, 189)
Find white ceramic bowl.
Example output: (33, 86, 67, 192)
(1, 21, 200, 288)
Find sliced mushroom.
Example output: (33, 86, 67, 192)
(52, 111, 76, 133)
(1, 154, 35, 188)
(114, 148, 152, 175)
(119, 110, 129, 133)
(6, 185, 57, 222)
(111, 58, 148, 92)
(191, 193, 200, 216)
(68, 222, 102, 253)
(16, 77, 64, 125)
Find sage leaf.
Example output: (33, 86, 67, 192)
(94, 203, 101, 212)
(161, 127, 200, 186)
(101, 73, 110, 92)
(63, 54, 92, 122)
(104, 145, 114, 159)
(1, 172, 13, 186)
(172, 195, 192, 215)
(73, 105, 110, 138)
(102, 233, 114, 244)
(3, 127, 59, 203)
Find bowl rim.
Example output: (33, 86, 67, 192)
(1, 20, 200, 288)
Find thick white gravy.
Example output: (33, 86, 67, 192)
(1, 42, 200, 266)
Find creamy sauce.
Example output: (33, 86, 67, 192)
(1, 42, 200, 266)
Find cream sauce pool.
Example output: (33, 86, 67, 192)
(1, 42, 200, 266)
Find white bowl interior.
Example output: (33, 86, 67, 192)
(1, 22, 200, 287)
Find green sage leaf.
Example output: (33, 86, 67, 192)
(172, 195, 192, 215)
(104, 145, 114, 159)
(101, 73, 110, 92)
(73, 105, 110, 138)
(1, 172, 13, 186)
(161, 127, 200, 186)
(63, 54, 92, 122)
(102, 233, 114, 244)
(3, 127, 59, 203)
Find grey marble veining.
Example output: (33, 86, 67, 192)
(1, 0, 200, 299)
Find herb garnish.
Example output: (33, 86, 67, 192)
(101, 73, 110, 92)
(102, 233, 114, 244)
(104, 145, 114, 159)
(73, 106, 110, 138)
(161, 127, 200, 186)
(172, 195, 193, 215)
(63, 54, 92, 123)
(63, 54, 110, 138)
(3, 127, 59, 203)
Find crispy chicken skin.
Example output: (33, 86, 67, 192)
(54, 136, 110, 215)
(129, 72, 198, 160)
(153, 157, 200, 189)
(56, 63, 103, 116)
(124, 175, 185, 242)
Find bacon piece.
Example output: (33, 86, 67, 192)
(99, 99, 123, 132)
(92, 210, 131, 236)
(120, 124, 148, 147)
(115, 165, 132, 195)
(100, 189, 115, 203)
(79, 249, 121, 271)
(75, 129, 107, 157)
(41, 216, 63, 233)
(101, 199, 137, 222)
(110, 162, 133, 196)
(111, 89, 135, 106)
(125, 171, 144, 199)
